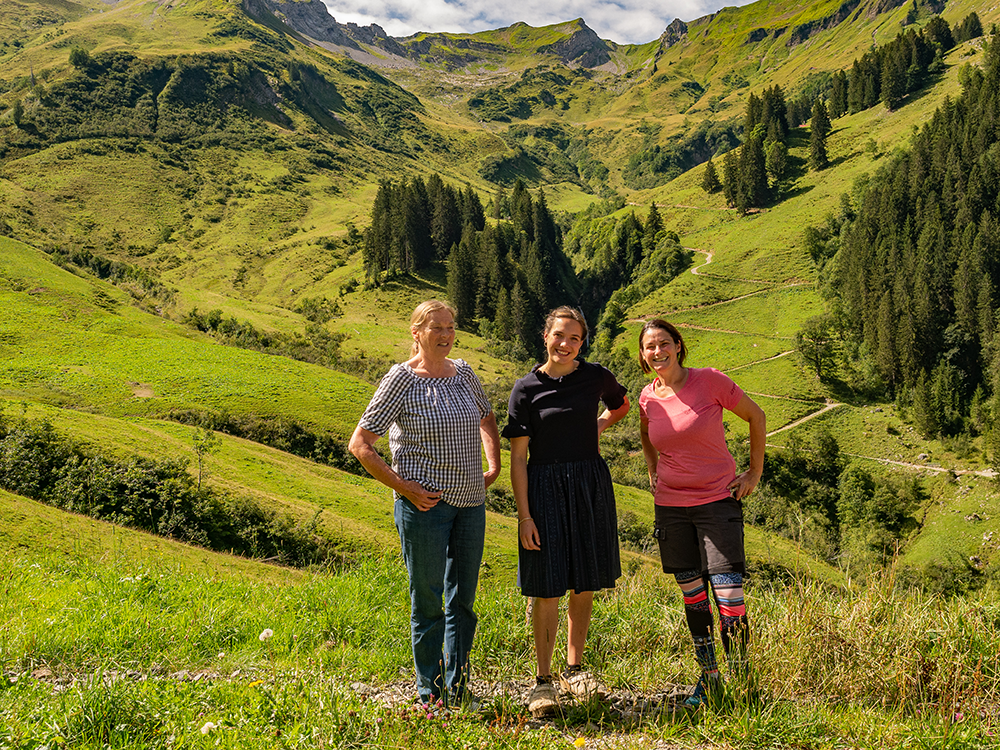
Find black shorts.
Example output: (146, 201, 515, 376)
(654, 497, 745, 576)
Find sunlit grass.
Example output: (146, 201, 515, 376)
(1, 509, 996, 747)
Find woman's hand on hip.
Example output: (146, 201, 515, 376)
(402, 480, 442, 511)
(728, 470, 761, 501)
(518, 518, 541, 551)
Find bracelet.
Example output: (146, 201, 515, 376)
(518, 517, 533, 525)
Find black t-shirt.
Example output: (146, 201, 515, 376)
(502, 360, 627, 465)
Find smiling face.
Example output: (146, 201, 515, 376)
(543, 317, 585, 367)
(640, 326, 683, 376)
(412, 308, 455, 359)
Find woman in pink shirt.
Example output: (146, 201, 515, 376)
(638, 319, 765, 707)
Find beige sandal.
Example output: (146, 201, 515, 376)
(527, 677, 559, 717)
(559, 668, 605, 699)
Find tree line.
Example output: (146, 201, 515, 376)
(702, 84, 791, 212)
(701, 13, 983, 211)
(363, 176, 572, 358)
(804, 28, 1000, 446)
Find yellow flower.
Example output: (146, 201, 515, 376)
(574, 738, 586, 748)
(248, 680, 265, 687)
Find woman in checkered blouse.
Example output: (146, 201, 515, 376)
(349, 300, 502, 707)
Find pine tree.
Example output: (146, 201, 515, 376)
(447, 228, 478, 328)
(644, 202, 663, 254)
(431, 181, 461, 260)
(400, 178, 433, 271)
(923, 16, 955, 53)
(847, 59, 865, 113)
(955, 12, 983, 43)
(809, 100, 830, 170)
(460, 185, 486, 232)
(737, 126, 767, 213)
(829, 71, 848, 118)
(363, 180, 394, 278)
(880, 47, 907, 111)
(764, 139, 787, 187)
(722, 149, 738, 207)
(701, 158, 721, 193)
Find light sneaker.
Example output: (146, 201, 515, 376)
(559, 667, 604, 699)
(527, 677, 559, 717)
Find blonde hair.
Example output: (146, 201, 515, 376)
(410, 299, 457, 355)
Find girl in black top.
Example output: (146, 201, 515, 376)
(503, 306, 630, 716)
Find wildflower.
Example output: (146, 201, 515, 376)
(248, 680, 265, 687)
(259, 628, 273, 641)
(574, 738, 586, 748)
(200, 721, 216, 735)
(217, 652, 225, 658)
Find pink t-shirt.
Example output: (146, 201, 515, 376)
(639, 368, 744, 507)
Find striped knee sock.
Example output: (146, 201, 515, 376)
(675, 571, 719, 678)
(709, 571, 749, 674)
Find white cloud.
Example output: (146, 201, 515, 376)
(320, 0, 747, 45)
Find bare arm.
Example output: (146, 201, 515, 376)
(597, 395, 631, 436)
(639, 413, 658, 494)
(509, 437, 539, 551)
(480, 412, 502, 489)
(727, 393, 766, 500)
(348, 425, 442, 511)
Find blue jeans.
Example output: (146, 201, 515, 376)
(394, 498, 485, 705)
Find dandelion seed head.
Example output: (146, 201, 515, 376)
(200, 721, 216, 735)
(259, 628, 273, 641)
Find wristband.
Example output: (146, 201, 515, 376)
(518, 517, 533, 525)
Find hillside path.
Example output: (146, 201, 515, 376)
(726, 350, 797, 371)
(765, 401, 843, 437)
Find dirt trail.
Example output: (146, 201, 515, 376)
(726, 351, 796, 371)
(765, 401, 843, 437)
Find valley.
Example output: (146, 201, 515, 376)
(1, 0, 999, 745)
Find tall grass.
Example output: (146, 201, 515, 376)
(2, 546, 997, 747)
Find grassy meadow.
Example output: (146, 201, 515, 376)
(3, 492, 998, 748)
(3, 0, 1000, 746)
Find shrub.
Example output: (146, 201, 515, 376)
(0, 417, 342, 567)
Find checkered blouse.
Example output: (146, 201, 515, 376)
(358, 359, 493, 508)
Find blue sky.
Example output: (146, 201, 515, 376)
(319, 0, 751, 46)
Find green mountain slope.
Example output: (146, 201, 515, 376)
(1, 0, 999, 583)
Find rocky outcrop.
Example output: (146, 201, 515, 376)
(537, 22, 611, 67)
(866, 0, 917, 18)
(744, 26, 786, 45)
(242, 0, 406, 56)
(786, 0, 863, 47)
(659, 18, 688, 49)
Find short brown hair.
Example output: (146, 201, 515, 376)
(638, 318, 686, 373)
(543, 306, 588, 341)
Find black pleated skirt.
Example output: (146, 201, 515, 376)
(519, 457, 621, 598)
